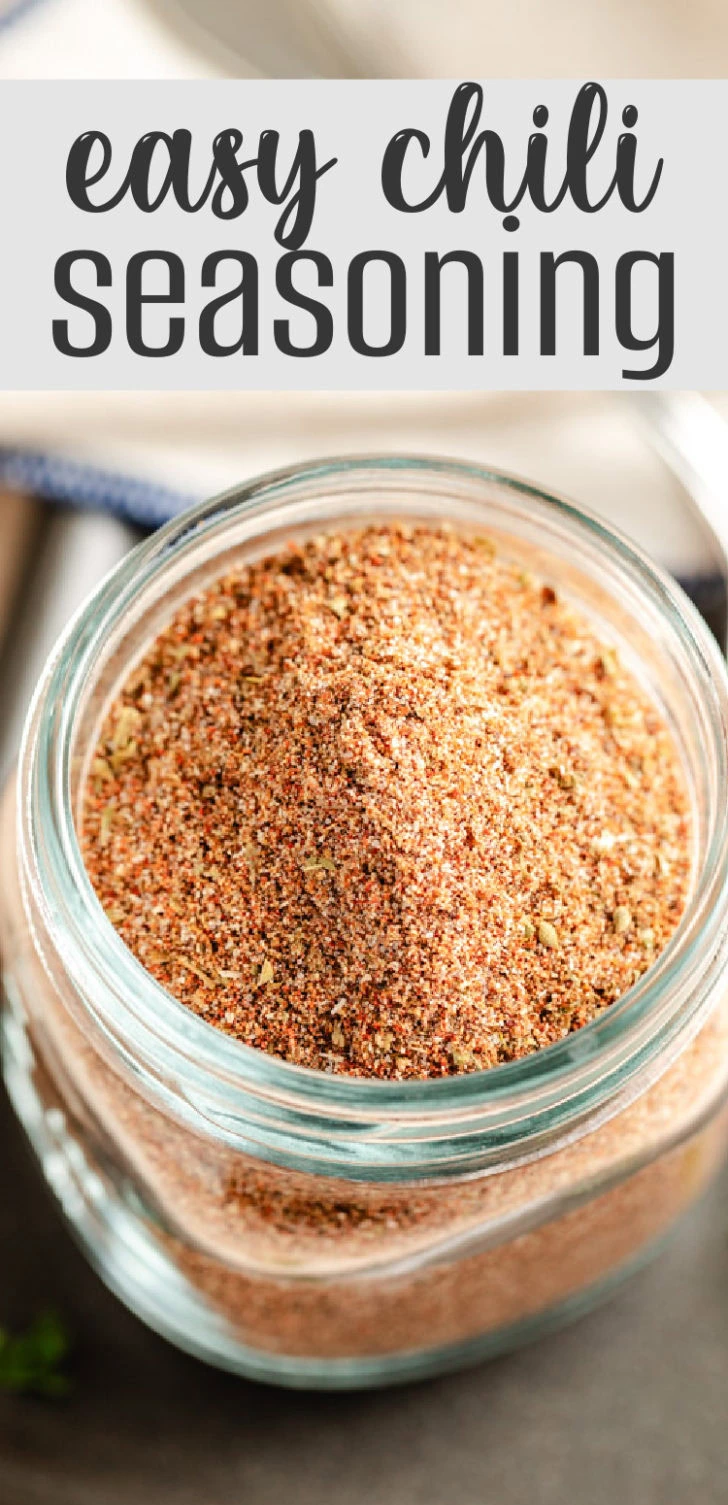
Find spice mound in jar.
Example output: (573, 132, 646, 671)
(81, 524, 690, 1080)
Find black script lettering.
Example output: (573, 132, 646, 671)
(382, 81, 662, 222)
(66, 126, 337, 249)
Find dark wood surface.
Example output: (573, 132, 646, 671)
(2, 1077, 728, 1505)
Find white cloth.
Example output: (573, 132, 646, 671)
(0, 0, 726, 79)
(0, 0, 219, 78)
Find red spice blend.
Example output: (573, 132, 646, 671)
(81, 524, 690, 1079)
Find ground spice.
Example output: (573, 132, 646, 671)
(81, 524, 690, 1080)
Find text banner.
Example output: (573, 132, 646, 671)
(0, 79, 724, 389)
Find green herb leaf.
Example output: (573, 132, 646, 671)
(0, 1312, 71, 1398)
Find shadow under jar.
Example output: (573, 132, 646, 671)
(3, 457, 728, 1390)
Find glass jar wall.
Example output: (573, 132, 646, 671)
(3, 458, 728, 1388)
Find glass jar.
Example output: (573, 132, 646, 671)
(3, 456, 728, 1391)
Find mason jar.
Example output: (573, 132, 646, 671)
(3, 457, 728, 1390)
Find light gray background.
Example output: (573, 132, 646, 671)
(0, 79, 723, 389)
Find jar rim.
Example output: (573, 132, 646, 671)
(18, 455, 728, 1164)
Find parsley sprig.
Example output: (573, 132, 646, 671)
(0, 1313, 71, 1397)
